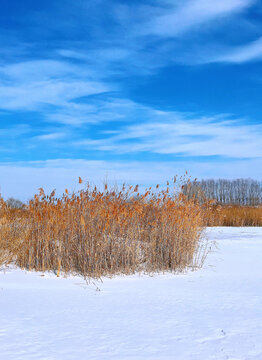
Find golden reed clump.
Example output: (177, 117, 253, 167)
(205, 205, 262, 227)
(0, 178, 210, 278)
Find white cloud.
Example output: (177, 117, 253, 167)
(51, 1, 260, 74)
(59, 48, 131, 62)
(34, 132, 66, 141)
(177, 36, 262, 65)
(112, 0, 261, 68)
(0, 80, 109, 111)
(0, 0, 259, 117)
(215, 36, 262, 63)
(0, 60, 111, 111)
(1, 60, 77, 81)
(47, 98, 144, 126)
(75, 107, 262, 159)
(142, 0, 254, 37)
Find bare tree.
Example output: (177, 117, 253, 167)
(6, 198, 25, 209)
(183, 178, 262, 205)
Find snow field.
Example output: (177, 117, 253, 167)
(0, 227, 262, 360)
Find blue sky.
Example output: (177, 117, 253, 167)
(0, 0, 262, 199)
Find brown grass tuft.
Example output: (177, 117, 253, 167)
(0, 180, 209, 278)
(206, 205, 262, 227)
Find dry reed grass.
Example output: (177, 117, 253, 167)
(0, 179, 209, 278)
(206, 205, 262, 227)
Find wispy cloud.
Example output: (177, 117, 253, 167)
(141, 0, 254, 37)
(179, 36, 262, 65)
(75, 107, 262, 159)
(0, 60, 111, 111)
(3, 92, 261, 161)
(34, 132, 66, 141)
(46, 98, 140, 126)
(215, 36, 262, 63)
(43, 0, 261, 77)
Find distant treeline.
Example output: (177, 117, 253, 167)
(183, 178, 262, 206)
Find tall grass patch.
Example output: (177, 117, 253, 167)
(206, 205, 262, 227)
(0, 180, 209, 278)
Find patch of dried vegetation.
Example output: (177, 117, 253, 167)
(206, 205, 262, 227)
(0, 178, 209, 278)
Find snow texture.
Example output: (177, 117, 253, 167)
(0, 227, 262, 360)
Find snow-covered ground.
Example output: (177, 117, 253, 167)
(1, 227, 262, 360)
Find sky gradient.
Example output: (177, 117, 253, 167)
(0, 0, 262, 199)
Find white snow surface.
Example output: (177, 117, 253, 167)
(1, 227, 262, 360)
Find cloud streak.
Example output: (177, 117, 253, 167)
(142, 0, 254, 38)
(0, 60, 111, 111)
(75, 106, 262, 159)
(215, 36, 262, 63)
